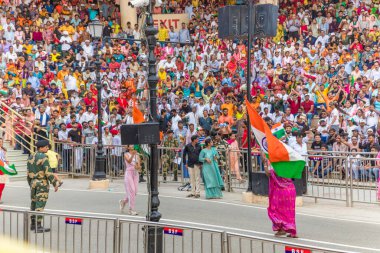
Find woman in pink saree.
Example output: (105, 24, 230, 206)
(265, 161, 297, 238)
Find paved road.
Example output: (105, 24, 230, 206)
(1, 179, 380, 253)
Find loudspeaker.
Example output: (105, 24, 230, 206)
(120, 123, 160, 145)
(251, 4, 278, 38)
(218, 5, 243, 39)
(251, 171, 306, 197)
(218, 4, 278, 39)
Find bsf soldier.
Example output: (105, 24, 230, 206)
(161, 130, 179, 182)
(214, 131, 229, 187)
(27, 140, 59, 233)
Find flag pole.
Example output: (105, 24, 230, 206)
(246, 0, 253, 192)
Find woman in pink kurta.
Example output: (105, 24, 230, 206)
(119, 145, 140, 215)
(265, 162, 297, 238)
(228, 133, 243, 182)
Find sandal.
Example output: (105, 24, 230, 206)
(274, 230, 286, 237)
(287, 234, 299, 238)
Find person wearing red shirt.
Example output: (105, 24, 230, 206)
(109, 58, 121, 72)
(176, 58, 184, 71)
(66, 115, 82, 130)
(287, 90, 301, 115)
(83, 92, 97, 107)
(349, 39, 364, 52)
(301, 94, 315, 125)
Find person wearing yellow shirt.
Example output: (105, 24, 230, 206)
(50, 49, 61, 62)
(23, 41, 33, 55)
(220, 98, 236, 117)
(158, 67, 167, 81)
(57, 66, 69, 98)
(273, 22, 284, 43)
(192, 0, 199, 7)
(313, 83, 329, 110)
(46, 145, 63, 186)
(158, 23, 169, 44)
(235, 105, 245, 120)
(112, 22, 121, 35)
(59, 21, 75, 36)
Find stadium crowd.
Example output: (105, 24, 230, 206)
(0, 0, 380, 181)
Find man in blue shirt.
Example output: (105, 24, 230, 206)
(179, 23, 190, 44)
(169, 26, 179, 43)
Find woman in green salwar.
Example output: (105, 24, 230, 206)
(199, 138, 224, 199)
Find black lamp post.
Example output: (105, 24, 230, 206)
(145, 1, 163, 252)
(88, 21, 107, 181)
(246, 0, 254, 192)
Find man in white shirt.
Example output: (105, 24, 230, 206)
(329, 102, 340, 132)
(186, 106, 199, 129)
(4, 46, 17, 62)
(58, 123, 71, 171)
(82, 106, 96, 123)
(82, 40, 94, 58)
(291, 134, 308, 165)
(315, 30, 330, 48)
(365, 105, 379, 130)
(370, 62, 380, 81)
(170, 110, 182, 131)
(64, 73, 78, 97)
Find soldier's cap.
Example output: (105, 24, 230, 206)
(36, 140, 49, 148)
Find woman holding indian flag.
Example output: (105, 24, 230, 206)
(0, 138, 18, 204)
(246, 101, 303, 238)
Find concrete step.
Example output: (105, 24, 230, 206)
(3, 142, 29, 181)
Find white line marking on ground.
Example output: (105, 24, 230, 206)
(0, 204, 378, 252)
(5, 185, 380, 226)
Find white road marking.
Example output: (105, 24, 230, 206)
(0, 204, 377, 252)
(5, 185, 380, 226)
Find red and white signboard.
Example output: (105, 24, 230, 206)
(285, 246, 312, 253)
(153, 14, 190, 31)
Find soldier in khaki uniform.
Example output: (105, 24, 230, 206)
(27, 140, 59, 233)
(161, 130, 179, 182)
(214, 131, 229, 189)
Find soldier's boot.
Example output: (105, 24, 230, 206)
(30, 216, 36, 231)
(162, 172, 167, 183)
(35, 221, 51, 233)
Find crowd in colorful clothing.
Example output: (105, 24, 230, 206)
(0, 0, 380, 185)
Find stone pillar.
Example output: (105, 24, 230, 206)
(120, 0, 137, 30)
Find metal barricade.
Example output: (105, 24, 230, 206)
(226, 232, 351, 253)
(226, 149, 264, 191)
(0, 207, 351, 253)
(348, 156, 380, 205)
(118, 220, 224, 253)
(0, 208, 116, 253)
(55, 142, 96, 177)
(304, 155, 350, 206)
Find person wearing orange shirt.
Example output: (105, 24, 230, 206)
(218, 108, 235, 133)
(57, 65, 69, 98)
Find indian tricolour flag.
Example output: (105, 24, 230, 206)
(271, 123, 285, 139)
(0, 160, 17, 176)
(245, 101, 305, 179)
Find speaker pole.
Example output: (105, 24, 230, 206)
(145, 1, 163, 252)
(246, 0, 254, 192)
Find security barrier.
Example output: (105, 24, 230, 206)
(50, 143, 380, 206)
(0, 207, 352, 253)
